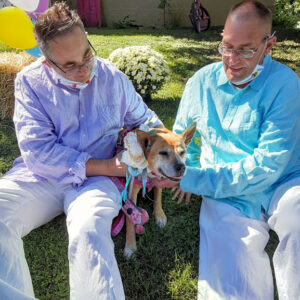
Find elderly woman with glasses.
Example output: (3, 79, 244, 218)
(154, 1, 300, 299)
(0, 2, 163, 300)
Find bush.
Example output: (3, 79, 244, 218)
(108, 46, 169, 99)
(272, 0, 300, 28)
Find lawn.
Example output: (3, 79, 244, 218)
(0, 27, 299, 299)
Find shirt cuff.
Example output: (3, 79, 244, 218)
(68, 152, 91, 186)
(180, 166, 203, 195)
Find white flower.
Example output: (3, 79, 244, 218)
(108, 46, 169, 97)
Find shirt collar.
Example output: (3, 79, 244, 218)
(216, 54, 272, 91)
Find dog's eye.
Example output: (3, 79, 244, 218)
(180, 151, 186, 156)
(159, 151, 168, 156)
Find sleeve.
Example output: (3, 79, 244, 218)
(121, 73, 163, 129)
(180, 75, 300, 199)
(13, 74, 91, 185)
(173, 77, 201, 168)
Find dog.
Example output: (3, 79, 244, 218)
(120, 122, 196, 258)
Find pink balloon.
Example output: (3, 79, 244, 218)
(27, 0, 49, 20)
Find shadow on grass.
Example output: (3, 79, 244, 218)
(87, 27, 223, 42)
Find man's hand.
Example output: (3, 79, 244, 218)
(86, 151, 127, 177)
(152, 178, 191, 204)
(151, 177, 180, 189)
(171, 187, 191, 204)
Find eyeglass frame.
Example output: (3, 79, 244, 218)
(47, 40, 97, 75)
(218, 31, 276, 59)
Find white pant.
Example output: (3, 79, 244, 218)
(0, 177, 124, 300)
(198, 177, 300, 300)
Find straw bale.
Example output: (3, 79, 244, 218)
(0, 52, 36, 120)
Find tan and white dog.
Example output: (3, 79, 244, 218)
(121, 122, 196, 258)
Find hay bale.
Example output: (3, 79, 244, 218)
(0, 52, 36, 120)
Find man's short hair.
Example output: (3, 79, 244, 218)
(34, 2, 85, 58)
(228, 0, 272, 31)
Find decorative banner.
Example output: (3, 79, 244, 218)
(25, 46, 42, 58)
(8, 0, 39, 12)
(27, 0, 48, 20)
(0, 7, 36, 49)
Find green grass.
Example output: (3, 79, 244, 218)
(0, 27, 299, 299)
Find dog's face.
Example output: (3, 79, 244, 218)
(136, 122, 196, 181)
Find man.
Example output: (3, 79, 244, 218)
(0, 3, 162, 299)
(156, 1, 300, 299)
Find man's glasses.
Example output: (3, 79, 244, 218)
(218, 31, 276, 59)
(48, 40, 97, 75)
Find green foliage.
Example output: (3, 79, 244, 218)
(113, 16, 137, 29)
(272, 0, 300, 28)
(157, 0, 170, 9)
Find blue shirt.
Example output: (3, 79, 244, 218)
(4, 57, 162, 186)
(174, 55, 300, 219)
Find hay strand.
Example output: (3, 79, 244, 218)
(0, 52, 36, 120)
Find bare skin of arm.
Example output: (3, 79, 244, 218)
(86, 152, 127, 177)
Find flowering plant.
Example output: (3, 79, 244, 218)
(108, 46, 169, 99)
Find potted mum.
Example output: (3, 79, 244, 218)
(108, 46, 169, 103)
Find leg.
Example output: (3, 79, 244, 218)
(153, 187, 167, 228)
(198, 197, 273, 300)
(124, 183, 140, 259)
(64, 177, 124, 300)
(0, 179, 67, 299)
(268, 178, 300, 300)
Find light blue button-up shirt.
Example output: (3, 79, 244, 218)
(174, 55, 300, 219)
(4, 57, 162, 186)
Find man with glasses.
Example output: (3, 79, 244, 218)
(0, 2, 163, 300)
(155, 0, 300, 299)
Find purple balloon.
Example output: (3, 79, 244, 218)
(27, 0, 49, 20)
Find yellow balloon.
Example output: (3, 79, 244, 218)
(0, 7, 37, 50)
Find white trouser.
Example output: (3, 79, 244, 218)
(0, 177, 124, 300)
(198, 177, 300, 300)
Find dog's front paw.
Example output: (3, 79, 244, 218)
(155, 215, 167, 228)
(124, 245, 137, 260)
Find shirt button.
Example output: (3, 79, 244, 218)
(81, 114, 84, 118)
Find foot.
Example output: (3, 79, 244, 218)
(124, 244, 137, 259)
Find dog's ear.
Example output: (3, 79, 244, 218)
(136, 130, 153, 156)
(182, 122, 197, 145)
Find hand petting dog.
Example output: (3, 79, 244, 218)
(151, 176, 192, 204)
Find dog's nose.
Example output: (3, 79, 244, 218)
(175, 163, 185, 175)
